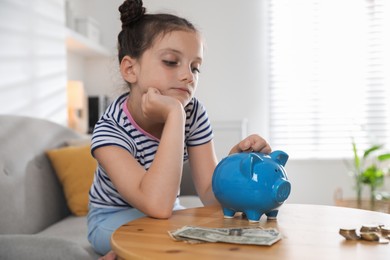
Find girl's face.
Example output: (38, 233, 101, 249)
(133, 30, 203, 106)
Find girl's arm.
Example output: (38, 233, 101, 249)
(187, 140, 219, 206)
(94, 90, 186, 219)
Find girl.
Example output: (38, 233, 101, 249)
(87, 0, 271, 258)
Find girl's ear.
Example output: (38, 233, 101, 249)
(120, 56, 138, 83)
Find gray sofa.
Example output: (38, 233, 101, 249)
(0, 115, 201, 260)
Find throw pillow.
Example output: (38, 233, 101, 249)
(46, 144, 96, 216)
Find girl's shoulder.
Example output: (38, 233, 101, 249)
(99, 93, 129, 121)
(91, 92, 130, 136)
(185, 97, 208, 118)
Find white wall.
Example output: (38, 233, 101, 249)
(66, 0, 123, 100)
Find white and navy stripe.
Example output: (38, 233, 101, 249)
(89, 92, 213, 209)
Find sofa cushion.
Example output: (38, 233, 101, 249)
(0, 115, 79, 234)
(46, 144, 96, 216)
(0, 234, 92, 260)
(38, 215, 100, 259)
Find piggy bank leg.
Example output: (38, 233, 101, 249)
(244, 210, 261, 222)
(222, 208, 236, 218)
(265, 210, 279, 220)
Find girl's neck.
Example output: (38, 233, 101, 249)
(126, 93, 164, 140)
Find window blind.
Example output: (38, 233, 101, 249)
(0, 0, 67, 125)
(266, 0, 390, 159)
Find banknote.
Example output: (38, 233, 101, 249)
(169, 226, 282, 246)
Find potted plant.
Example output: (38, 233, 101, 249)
(351, 141, 390, 206)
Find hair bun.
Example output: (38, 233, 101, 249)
(119, 0, 146, 28)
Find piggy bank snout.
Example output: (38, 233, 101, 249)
(272, 179, 291, 203)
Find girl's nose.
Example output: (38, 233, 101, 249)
(180, 67, 195, 84)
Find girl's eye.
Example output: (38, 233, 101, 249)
(163, 60, 178, 66)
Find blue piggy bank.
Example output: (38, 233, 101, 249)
(212, 150, 291, 222)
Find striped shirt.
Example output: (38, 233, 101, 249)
(89, 92, 213, 208)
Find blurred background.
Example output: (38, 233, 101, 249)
(1, 0, 389, 208)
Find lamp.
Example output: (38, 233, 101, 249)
(67, 80, 86, 133)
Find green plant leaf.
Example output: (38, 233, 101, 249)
(378, 153, 390, 161)
(349, 139, 389, 200)
(361, 165, 384, 187)
(363, 144, 382, 158)
(352, 141, 360, 170)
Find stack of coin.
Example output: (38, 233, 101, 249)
(340, 224, 390, 244)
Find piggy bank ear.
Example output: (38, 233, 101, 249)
(240, 153, 263, 178)
(270, 150, 289, 166)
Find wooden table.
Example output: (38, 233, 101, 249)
(111, 204, 390, 259)
(335, 198, 390, 214)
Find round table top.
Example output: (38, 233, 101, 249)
(111, 204, 390, 260)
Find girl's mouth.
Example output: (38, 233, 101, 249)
(173, 87, 191, 95)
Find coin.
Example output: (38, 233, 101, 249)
(360, 224, 380, 233)
(339, 228, 360, 240)
(380, 226, 390, 237)
(378, 238, 390, 244)
(360, 232, 380, 242)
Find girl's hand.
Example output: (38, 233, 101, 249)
(228, 134, 271, 155)
(141, 87, 183, 123)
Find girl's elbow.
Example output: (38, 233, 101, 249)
(145, 205, 173, 219)
(152, 211, 172, 219)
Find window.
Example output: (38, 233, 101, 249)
(266, 0, 390, 159)
(0, 0, 67, 123)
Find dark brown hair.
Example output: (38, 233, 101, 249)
(117, 0, 198, 63)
